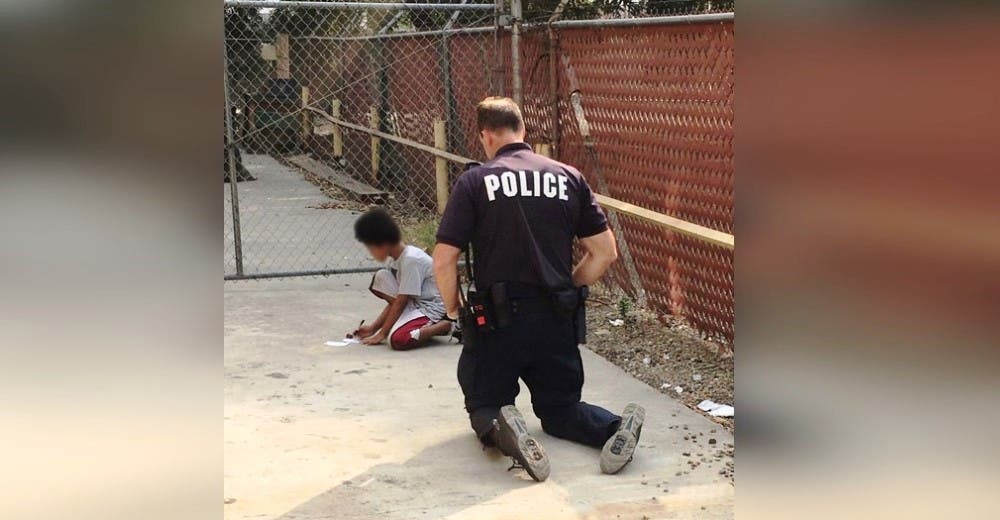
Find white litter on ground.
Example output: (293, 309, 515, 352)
(692, 374, 703, 382)
(609, 318, 625, 327)
(697, 399, 734, 417)
(674, 386, 684, 394)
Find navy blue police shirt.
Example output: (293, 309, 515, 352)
(436, 142, 608, 291)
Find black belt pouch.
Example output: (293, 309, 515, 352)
(458, 290, 494, 348)
(489, 282, 512, 329)
(550, 287, 579, 319)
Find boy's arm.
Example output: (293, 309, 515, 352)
(368, 303, 392, 331)
(432, 243, 462, 319)
(363, 295, 412, 345)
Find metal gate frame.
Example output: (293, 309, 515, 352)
(223, 0, 503, 281)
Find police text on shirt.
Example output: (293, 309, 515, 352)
(484, 170, 569, 202)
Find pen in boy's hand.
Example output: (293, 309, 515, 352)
(348, 319, 365, 338)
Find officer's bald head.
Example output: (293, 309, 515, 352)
(477, 97, 525, 158)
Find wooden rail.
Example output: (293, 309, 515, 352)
(306, 106, 735, 250)
(307, 107, 472, 164)
(594, 194, 734, 250)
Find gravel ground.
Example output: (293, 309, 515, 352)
(584, 289, 735, 481)
(584, 289, 734, 435)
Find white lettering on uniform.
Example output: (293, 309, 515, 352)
(542, 172, 557, 198)
(500, 171, 518, 197)
(484, 174, 501, 201)
(485, 170, 570, 202)
(518, 170, 532, 196)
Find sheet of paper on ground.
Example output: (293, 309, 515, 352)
(325, 337, 361, 347)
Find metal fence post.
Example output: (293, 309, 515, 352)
(434, 119, 449, 213)
(223, 50, 245, 277)
(438, 3, 466, 178)
(547, 0, 569, 159)
(372, 37, 390, 188)
(510, 0, 522, 104)
(493, 0, 505, 97)
(369, 105, 380, 183)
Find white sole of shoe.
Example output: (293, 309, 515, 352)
(600, 403, 645, 474)
(497, 405, 550, 482)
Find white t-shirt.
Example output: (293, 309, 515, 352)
(388, 245, 446, 322)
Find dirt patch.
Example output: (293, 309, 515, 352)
(584, 287, 734, 433)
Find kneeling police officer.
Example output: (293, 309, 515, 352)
(432, 97, 645, 482)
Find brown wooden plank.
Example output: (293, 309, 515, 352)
(306, 107, 474, 164)
(594, 194, 735, 250)
(285, 154, 387, 198)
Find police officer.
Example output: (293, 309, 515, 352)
(432, 97, 645, 482)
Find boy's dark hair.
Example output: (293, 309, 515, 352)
(354, 207, 401, 246)
(476, 96, 524, 133)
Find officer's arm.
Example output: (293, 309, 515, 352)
(573, 229, 619, 286)
(432, 243, 462, 320)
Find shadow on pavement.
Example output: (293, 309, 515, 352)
(274, 433, 536, 520)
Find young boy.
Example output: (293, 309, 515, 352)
(351, 208, 455, 350)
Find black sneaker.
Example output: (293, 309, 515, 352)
(600, 403, 645, 474)
(494, 405, 550, 482)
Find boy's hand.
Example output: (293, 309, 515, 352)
(352, 324, 376, 338)
(362, 331, 386, 346)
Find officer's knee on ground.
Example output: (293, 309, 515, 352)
(533, 404, 571, 437)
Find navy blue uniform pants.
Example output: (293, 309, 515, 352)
(457, 301, 621, 448)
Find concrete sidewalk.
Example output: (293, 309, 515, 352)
(225, 276, 734, 520)
(224, 154, 371, 275)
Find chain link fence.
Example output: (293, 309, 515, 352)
(224, 1, 499, 279)
(512, 15, 735, 344)
(223, 0, 734, 346)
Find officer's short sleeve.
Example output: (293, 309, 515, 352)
(436, 173, 476, 248)
(575, 173, 609, 238)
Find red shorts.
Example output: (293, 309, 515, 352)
(390, 316, 431, 351)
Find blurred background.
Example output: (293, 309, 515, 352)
(1, 0, 998, 518)
(737, 2, 1000, 519)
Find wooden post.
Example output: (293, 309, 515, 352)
(434, 119, 448, 214)
(275, 33, 290, 80)
(369, 106, 380, 183)
(300, 87, 311, 143)
(330, 99, 343, 158)
(538, 143, 552, 157)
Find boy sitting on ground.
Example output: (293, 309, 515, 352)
(351, 208, 455, 350)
